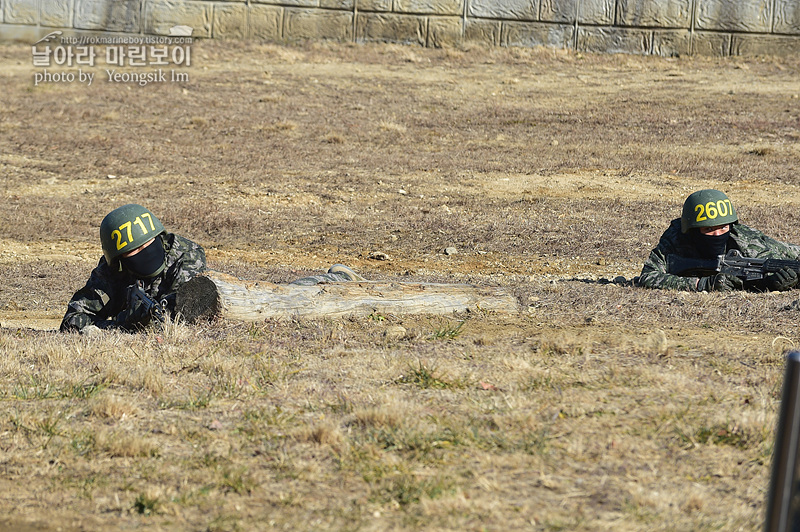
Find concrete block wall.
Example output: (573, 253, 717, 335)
(2, 0, 800, 56)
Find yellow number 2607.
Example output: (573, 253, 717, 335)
(694, 199, 733, 223)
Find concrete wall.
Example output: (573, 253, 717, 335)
(2, 0, 800, 56)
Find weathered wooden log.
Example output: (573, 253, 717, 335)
(176, 271, 519, 322)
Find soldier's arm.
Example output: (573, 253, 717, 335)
(636, 247, 699, 291)
(761, 235, 800, 261)
(59, 267, 124, 332)
(734, 224, 800, 261)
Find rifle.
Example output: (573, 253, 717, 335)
(128, 281, 167, 323)
(667, 249, 800, 281)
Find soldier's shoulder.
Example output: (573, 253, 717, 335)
(664, 218, 682, 235)
(654, 219, 683, 246)
(87, 256, 116, 281)
(166, 233, 205, 253)
(730, 223, 764, 238)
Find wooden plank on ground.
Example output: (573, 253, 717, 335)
(176, 271, 519, 322)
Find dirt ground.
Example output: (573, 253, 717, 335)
(3, 40, 800, 331)
(1, 39, 800, 530)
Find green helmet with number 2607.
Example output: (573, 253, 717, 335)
(680, 189, 738, 234)
(99, 204, 166, 270)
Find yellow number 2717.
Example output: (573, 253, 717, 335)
(110, 213, 156, 251)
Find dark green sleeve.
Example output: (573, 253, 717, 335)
(732, 224, 800, 260)
(59, 261, 125, 332)
(636, 246, 699, 291)
(635, 220, 699, 291)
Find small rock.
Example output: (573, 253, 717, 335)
(398, 189, 407, 195)
(80, 324, 103, 336)
(383, 325, 406, 342)
(444, 247, 458, 256)
(369, 251, 389, 261)
(648, 329, 669, 356)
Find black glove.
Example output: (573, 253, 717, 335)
(697, 273, 743, 292)
(765, 268, 799, 292)
(114, 285, 153, 329)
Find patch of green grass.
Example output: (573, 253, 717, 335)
(159, 388, 215, 410)
(674, 416, 763, 451)
(219, 467, 257, 495)
(70, 430, 95, 457)
(239, 405, 295, 439)
(207, 513, 244, 532)
(429, 319, 466, 341)
(368, 467, 456, 507)
(395, 360, 464, 390)
(133, 491, 161, 516)
(58, 473, 105, 501)
(10, 375, 106, 401)
(11, 375, 56, 400)
(362, 425, 464, 457)
(171, 484, 213, 507)
(693, 422, 750, 449)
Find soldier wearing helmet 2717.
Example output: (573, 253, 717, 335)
(60, 204, 207, 333)
(61, 204, 367, 334)
(636, 189, 800, 292)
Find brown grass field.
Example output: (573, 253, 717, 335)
(1, 39, 800, 530)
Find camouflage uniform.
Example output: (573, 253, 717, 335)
(636, 219, 800, 291)
(60, 233, 206, 332)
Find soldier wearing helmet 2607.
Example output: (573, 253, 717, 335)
(636, 189, 800, 292)
(60, 204, 207, 333)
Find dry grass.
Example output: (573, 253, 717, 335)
(0, 308, 783, 530)
(1, 40, 799, 530)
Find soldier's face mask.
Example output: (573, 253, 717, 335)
(121, 236, 166, 278)
(690, 229, 730, 259)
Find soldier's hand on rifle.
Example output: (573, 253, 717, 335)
(114, 284, 153, 328)
(697, 273, 743, 292)
(765, 267, 799, 292)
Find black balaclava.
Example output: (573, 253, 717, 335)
(689, 229, 730, 260)
(121, 235, 166, 278)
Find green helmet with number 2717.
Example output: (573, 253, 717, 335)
(99, 204, 166, 270)
(680, 189, 738, 234)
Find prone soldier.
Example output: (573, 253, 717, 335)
(61, 204, 365, 334)
(60, 204, 208, 333)
(636, 189, 800, 292)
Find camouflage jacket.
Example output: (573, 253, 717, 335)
(60, 233, 206, 332)
(636, 219, 800, 291)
